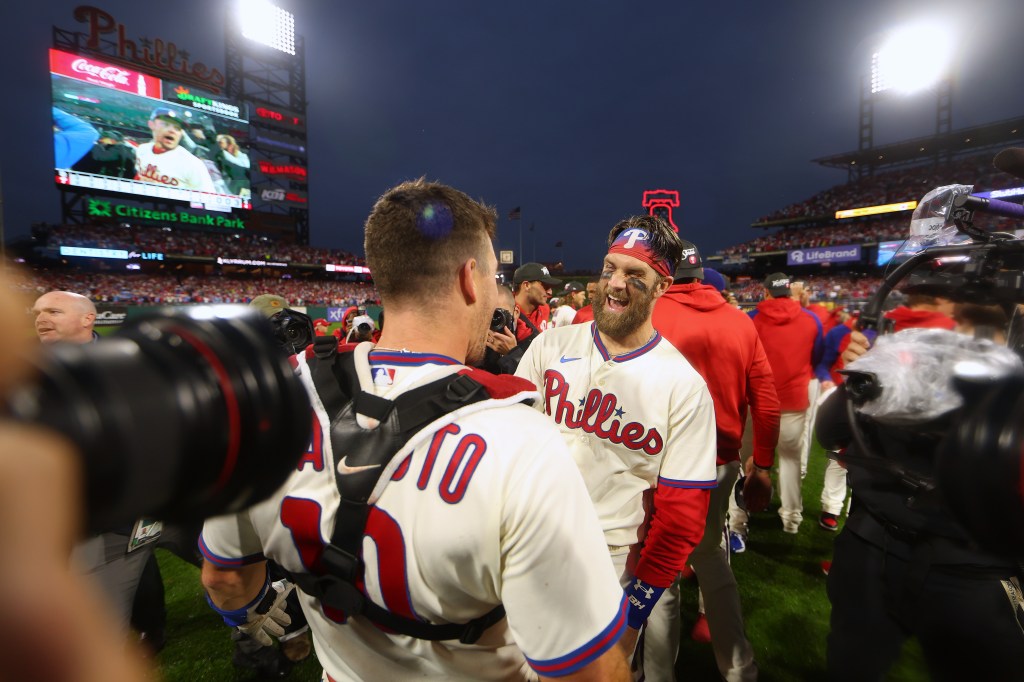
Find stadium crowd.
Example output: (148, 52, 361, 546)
(14, 270, 378, 307)
(718, 219, 906, 255)
(719, 152, 1022, 256)
(36, 223, 366, 266)
(757, 152, 1017, 223)
(728, 274, 882, 304)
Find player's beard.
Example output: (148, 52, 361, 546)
(593, 279, 656, 340)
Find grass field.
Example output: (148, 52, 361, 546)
(153, 444, 928, 681)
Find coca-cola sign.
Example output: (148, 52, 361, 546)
(72, 59, 129, 85)
(50, 49, 162, 98)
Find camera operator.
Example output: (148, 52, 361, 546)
(817, 328, 1024, 682)
(482, 283, 522, 373)
(3, 283, 151, 681)
(31, 290, 159, 640)
(344, 314, 376, 344)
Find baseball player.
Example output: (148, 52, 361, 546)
(134, 107, 216, 193)
(201, 180, 629, 681)
(515, 216, 717, 679)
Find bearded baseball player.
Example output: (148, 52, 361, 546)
(516, 216, 717, 680)
(200, 179, 629, 681)
(134, 107, 216, 193)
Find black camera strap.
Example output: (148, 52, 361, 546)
(288, 338, 507, 643)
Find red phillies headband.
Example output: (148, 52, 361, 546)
(607, 228, 675, 278)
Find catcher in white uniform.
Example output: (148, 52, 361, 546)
(516, 216, 717, 679)
(134, 106, 216, 193)
(201, 180, 629, 681)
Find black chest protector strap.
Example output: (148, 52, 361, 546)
(288, 338, 506, 643)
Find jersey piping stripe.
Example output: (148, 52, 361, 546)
(197, 533, 266, 567)
(657, 475, 718, 489)
(526, 593, 628, 676)
(367, 350, 460, 366)
(590, 322, 663, 363)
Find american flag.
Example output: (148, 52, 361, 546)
(507, 206, 521, 220)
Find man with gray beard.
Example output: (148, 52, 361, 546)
(517, 216, 717, 680)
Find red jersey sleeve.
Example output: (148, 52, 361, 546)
(634, 486, 710, 587)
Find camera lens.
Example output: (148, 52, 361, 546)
(490, 308, 513, 333)
(7, 305, 311, 533)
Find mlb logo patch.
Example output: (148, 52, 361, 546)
(371, 367, 396, 386)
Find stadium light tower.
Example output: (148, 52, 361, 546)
(871, 20, 956, 95)
(238, 0, 296, 55)
(856, 18, 957, 179)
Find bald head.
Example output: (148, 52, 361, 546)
(496, 283, 515, 311)
(32, 291, 97, 344)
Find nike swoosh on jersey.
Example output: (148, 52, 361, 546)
(559, 355, 581, 363)
(337, 457, 382, 475)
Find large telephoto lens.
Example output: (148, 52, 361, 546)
(6, 305, 311, 533)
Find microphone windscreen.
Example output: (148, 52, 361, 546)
(993, 147, 1024, 180)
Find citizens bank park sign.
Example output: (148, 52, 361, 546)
(87, 198, 246, 230)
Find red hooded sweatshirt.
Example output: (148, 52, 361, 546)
(749, 297, 823, 411)
(883, 306, 956, 332)
(653, 283, 781, 469)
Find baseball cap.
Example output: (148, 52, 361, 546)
(703, 267, 727, 292)
(558, 281, 585, 296)
(150, 106, 191, 128)
(673, 239, 704, 281)
(763, 272, 792, 297)
(99, 129, 124, 141)
(312, 318, 329, 328)
(249, 293, 290, 318)
(351, 314, 375, 330)
(513, 262, 562, 288)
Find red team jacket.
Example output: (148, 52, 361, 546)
(653, 283, 781, 469)
(571, 305, 594, 324)
(514, 304, 551, 342)
(807, 302, 838, 334)
(749, 297, 823, 411)
(883, 306, 956, 332)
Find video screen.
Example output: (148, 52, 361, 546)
(50, 49, 251, 211)
(876, 240, 903, 267)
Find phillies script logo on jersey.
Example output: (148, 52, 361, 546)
(71, 58, 131, 86)
(138, 164, 180, 186)
(542, 369, 663, 455)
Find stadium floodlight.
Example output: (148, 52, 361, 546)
(238, 0, 296, 56)
(871, 20, 955, 94)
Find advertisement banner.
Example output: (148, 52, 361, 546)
(257, 161, 307, 181)
(786, 244, 862, 266)
(94, 306, 129, 327)
(251, 103, 306, 132)
(164, 82, 244, 120)
(252, 130, 307, 156)
(260, 188, 308, 206)
(85, 198, 246, 229)
(50, 49, 162, 97)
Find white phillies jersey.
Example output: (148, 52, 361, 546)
(551, 305, 578, 328)
(134, 142, 216, 192)
(516, 322, 717, 547)
(202, 344, 626, 681)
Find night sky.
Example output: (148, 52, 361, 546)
(2, 0, 1024, 271)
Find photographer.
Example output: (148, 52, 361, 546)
(482, 284, 523, 374)
(3, 281, 150, 681)
(817, 328, 1024, 682)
